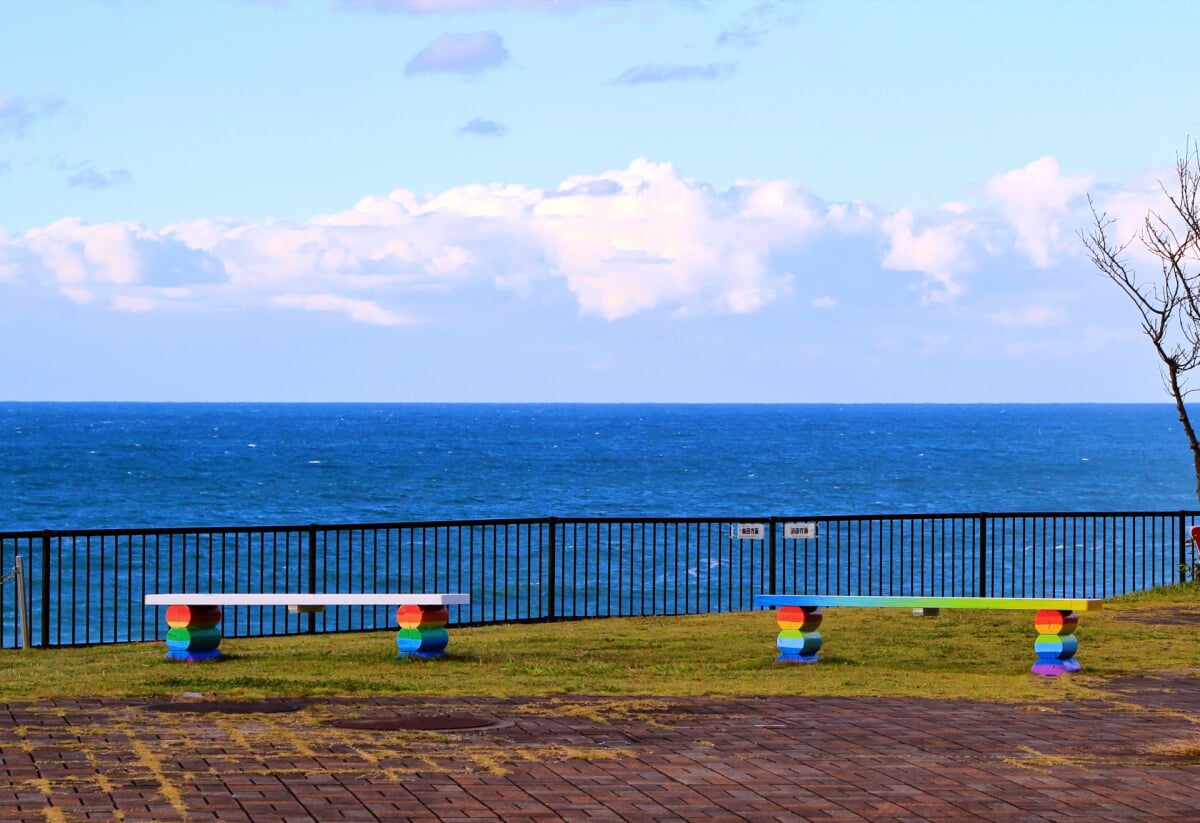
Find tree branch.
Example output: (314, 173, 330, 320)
(1081, 148, 1200, 502)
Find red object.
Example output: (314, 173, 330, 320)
(1034, 609, 1077, 636)
(396, 604, 448, 628)
(776, 604, 821, 631)
(165, 604, 222, 628)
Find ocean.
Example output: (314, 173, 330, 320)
(2, 402, 1196, 532)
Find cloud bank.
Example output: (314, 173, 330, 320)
(0, 157, 1105, 326)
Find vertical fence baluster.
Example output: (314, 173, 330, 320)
(977, 513, 988, 597)
(545, 517, 557, 620)
(768, 518, 777, 597)
(1179, 511, 1189, 584)
(306, 525, 317, 633)
(39, 531, 50, 649)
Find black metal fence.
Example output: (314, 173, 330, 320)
(2, 511, 1196, 649)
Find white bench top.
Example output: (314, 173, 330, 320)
(144, 593, 469, 606)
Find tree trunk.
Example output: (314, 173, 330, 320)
(1167, 363, 1200, 502)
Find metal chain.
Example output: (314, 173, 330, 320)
(0, 566, 15, 585)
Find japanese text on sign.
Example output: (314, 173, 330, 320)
(731, 523, 765, 540)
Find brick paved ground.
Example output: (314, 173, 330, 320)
(0, 674, 1198, 822)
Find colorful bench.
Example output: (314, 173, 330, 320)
(754, 595, 1102, 676)
(143, 593, 469, 662)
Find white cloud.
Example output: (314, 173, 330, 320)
(0, 156, 1141, 327)
(8, 217, 223, 306)
(0, 160, 844, 323)
(985, 157, 1094, 267)
(824, 201, 875, 231)
(881, 207, 973, 303)
(528, 159, 822, 318)
(23, 218, 143, 297)
(1084, 169, 1190, 268)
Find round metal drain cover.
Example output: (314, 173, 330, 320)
(333, 713, 496, 731)
(144, 701, 302, 714)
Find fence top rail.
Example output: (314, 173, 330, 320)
(554, 511, 1200, 525)
(756, 595, 1102, 611)
(144, 593, 470, 606)
(771, 510, 1200, 522)
(4, 510, 1200, 541)
(0, 517, 550, 540)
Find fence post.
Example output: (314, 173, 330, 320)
(14, 556, 30, 650)
(767, 518, 777, 596)
(545, 517, 557, 620)
(976, 513, 988, 597)
(306, 525, 318, 634)
(40, 531, 51, 649)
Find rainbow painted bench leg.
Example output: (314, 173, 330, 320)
(756, 595, 1100, 677)
(775, 605, 823, 663)
(1031, 609, 1082, 676)
(396, 603, 451, 658)
(164, 604, 223, 662)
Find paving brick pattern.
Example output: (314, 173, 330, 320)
(1, 676, 1198, 822)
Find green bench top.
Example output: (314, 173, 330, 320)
(755, 595, 1101, 611)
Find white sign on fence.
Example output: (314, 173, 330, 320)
(731, 523, 766, 540)
(784, 521, 818, 539)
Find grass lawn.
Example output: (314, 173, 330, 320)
(2, 582, 1197, 702)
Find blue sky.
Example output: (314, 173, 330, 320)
(2, 0, 1198, 402)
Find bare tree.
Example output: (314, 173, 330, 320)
(1081, 141, 1200, 502)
